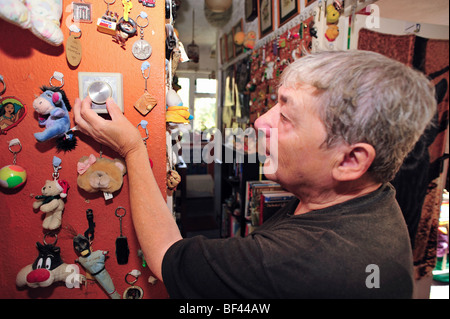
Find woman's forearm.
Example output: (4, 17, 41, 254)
(125, 142, 182, 281)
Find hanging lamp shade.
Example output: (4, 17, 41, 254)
(187, 10, 199, 63)
(187, 40, 199, 63)
(205, 0, 232, 13)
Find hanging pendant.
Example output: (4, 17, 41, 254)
(132, 12, 152, 60)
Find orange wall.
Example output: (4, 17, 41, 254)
(0, 1, 168, 298)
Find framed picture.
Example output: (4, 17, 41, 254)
(245, 0, 258, 22)
(258, 0, 274, 38)
(279, 0, 299, 26)
(72, 2, 93, 23)
(220, 35, 227, 64)
(305, 0, 318, 7)
(226, 30, 234, 61)
(232, 19, 244, 57)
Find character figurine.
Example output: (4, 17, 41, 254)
(73, 234, 121, 299)
(33, 86, 77, 152)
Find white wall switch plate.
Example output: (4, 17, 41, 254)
(78, 72, 124, 114)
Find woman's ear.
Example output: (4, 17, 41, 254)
(332, 143, 376, 181)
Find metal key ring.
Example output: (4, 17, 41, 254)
(69, 29, 82, 39)
(49, 76, 64, 88)
(135, 13, 149, 29)
(43, 233, 58, 246)
(115, 206, 127, 218)
(125, 272, 138, 285)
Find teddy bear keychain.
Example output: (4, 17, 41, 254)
(33, 156, 69, 230)
(77, 153, 127, 201)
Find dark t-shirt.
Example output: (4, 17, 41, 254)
(162, 183, 414, 298)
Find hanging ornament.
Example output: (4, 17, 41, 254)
(0, 139, 27, 189)
(0, 75, 27, 135)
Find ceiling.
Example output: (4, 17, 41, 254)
(377, 0, 449, 26)
(173, 0, 449, 56)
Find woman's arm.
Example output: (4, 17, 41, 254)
(73, 97, 182, 280)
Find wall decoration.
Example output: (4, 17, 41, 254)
(279, 0, 299, 26)
(232, 19, 244, 57)
(258, 0, 274, 38)
(245, 0, 258, 22)
(305, 0, 318, 7)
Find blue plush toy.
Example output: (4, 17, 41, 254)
(33, 86, 76, 152)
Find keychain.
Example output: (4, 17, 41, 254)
(33, 156, 69, 230)
(0, 139, 27, 189)
(123, 270, 144, 299)
(97, 0, 120, 35)
(0, 75, 27, 135)
(66, 25, 83, 67)
(115, 206, 130, 265)
(73, 211, 121, 299)
(16, 234, 83, 289)
(132, 11, 152, 60)
(134, 62, 157, 115)
(33, 72, 77, 152)
(72, 0, 93, 23)
(116, 0, 137, 45)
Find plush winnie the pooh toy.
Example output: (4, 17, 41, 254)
(33, 179, 69, 230)
(77, 154, 127, 194)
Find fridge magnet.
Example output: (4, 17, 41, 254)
(0, 75, 27, 135)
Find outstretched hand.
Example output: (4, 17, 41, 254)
(73, 97, 143, 158)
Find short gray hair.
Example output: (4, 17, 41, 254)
(280, 50, 437, 183)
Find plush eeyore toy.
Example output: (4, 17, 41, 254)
(33, 86, 77, 152)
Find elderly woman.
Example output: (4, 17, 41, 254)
(73, 50, 436, 298)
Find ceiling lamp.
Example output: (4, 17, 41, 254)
(205, 0, 232, 13)
(187, 10, 199, 63)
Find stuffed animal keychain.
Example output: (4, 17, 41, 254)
(77, 153, 127, 201)
(16, 234, 83, 289)
(33, 72, 77, 152)
(73, 209, 121, 299)
(33, 156, 69, 230)
(0, 138, 27, 189)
